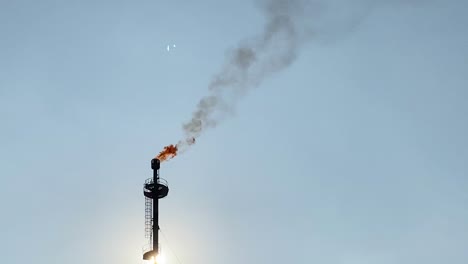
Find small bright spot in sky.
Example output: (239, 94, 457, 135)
(166, 44, 176, 52)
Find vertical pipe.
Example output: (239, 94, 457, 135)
(151, 159, 160, 257)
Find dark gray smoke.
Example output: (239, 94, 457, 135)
(171, 0, 419, 153)
(178, 0, 306, 150)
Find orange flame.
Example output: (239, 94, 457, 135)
(156, 137, 196, 162)
(156, 144, 178, 162)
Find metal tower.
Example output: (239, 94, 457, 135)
(143, 158, 169, 261)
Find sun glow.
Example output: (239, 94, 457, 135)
(150, 252, 165, 264)
(156, 253, 165, 264)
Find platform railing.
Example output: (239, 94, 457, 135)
(143, 178, 168, 189)
(157, 178, 168, 187)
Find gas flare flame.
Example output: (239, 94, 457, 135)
(156, 137, 196, 162)
(156, 144, 178, 162)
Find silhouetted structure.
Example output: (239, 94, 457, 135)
(143, 158, 169, 261)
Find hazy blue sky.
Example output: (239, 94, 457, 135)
(1, 0, 467, 264)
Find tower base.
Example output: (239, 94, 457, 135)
(143, 249, 157, 260)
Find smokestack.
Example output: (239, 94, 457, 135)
(143, 158, 168, 261)
(151, 158, 159, 257)
(152, 158, 160, 170)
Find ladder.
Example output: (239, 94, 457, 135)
(145, 196, 153, 239)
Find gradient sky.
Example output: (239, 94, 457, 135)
(1, 0, 468, 264)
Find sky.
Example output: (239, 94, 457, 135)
(1, 0, 468, 264)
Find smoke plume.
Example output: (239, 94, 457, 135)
(156, 0, 308, 161)
(156, 0, 416, 161)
